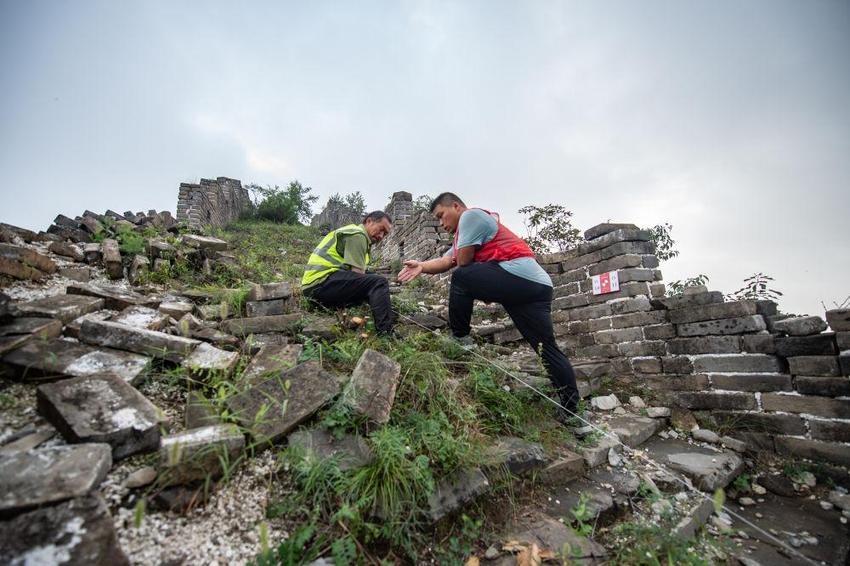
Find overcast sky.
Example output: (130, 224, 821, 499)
(1, 1, 848, 316)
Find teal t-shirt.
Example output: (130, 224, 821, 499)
(447, 209, 552, 287)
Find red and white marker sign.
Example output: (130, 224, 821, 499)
(591, 271, 620, 295)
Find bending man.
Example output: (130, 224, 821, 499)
(397, 193, 580, 421)
(302, 211, 395, 336)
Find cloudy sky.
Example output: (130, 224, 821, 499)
(1, 1, 848, 315)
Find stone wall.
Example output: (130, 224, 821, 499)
(310, 201, 362, 232)
(176, 177, 252, 229)
(372, 192, 451, 267)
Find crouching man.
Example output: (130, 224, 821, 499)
(397, 193, 580, 421)
(302, 211, 396, 336)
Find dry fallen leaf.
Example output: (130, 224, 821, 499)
(516, 542, 542, 566)
(464, 557, 480, 566)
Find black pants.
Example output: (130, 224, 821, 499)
(304, 270, 395, 334)
(450, 262, 580, 410)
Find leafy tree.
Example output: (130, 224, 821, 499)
(727, 272, 783, 302)
(648, 223, 679, 262)
(343, 191, 366, 218)
(246, 181, 319, 224)
(518, 204, 583, 255)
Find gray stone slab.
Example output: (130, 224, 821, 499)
(245, 298, 291, 317)
(775, 436, 850, 467)
(66, 282, 158, 311)
(181, 342, 240, 377)
(584, 222, 639, 240)
(669, 300, 757, 325)
(667, 336, 742, 355)
(673, 498, 714, 539)
(288, 428, 373, 471)
(220, 314, 301, 336)
(482, 436, 547, 477)
(158, 300, 194, 318)
(537, 451, 585, 487)
(63, 309, 116, 339)
(506, 513, 607, 560)
(676, 315, 766, 337)
(787, 355, 840, 377)
(112, 305, 169, 331)
(159, 424, 245, 486)
(427, 468, 490, 522)
(80, 319, 200, 362)
(241, 344, 303, 386)
(606, 415, 662, 447)
(826, 309, 850, 332)
(181, 234, 229, 251)
(708, 373, 792, 392)
(775, 334, 837, 357)
(2, 338, 150, 384)
(13, 294, 104, 324)
(772, 315, 828, 336)
(0, 444, 112, 516)
(0, 317, 62, 355)
(37, 374, 161, 459)
(48, 240, 84, 261)
(653, 291, 725, 311)
(226, 361, 346, 445)
(691, 354, 782, 373)
(248, 282, 292, 301)
(643, 437, 743, 492)
(0, 495, 129, 565)
(101, 239, 123, 279)
(59, 266, 91, 282)
(343, 349, 401, 424)
(761, 393, 850, 418)
(0, 243, 57, 274)
(580, 434, 621, 468)
(185, 391, 220, 429)
(190, 326, 240, 348)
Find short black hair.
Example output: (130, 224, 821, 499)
(363, 210, 392, 224)
(428, 192, 466, 212)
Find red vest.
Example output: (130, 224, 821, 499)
(453, 208, 536, 262)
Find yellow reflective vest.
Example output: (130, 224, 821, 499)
(301, 224, 371, 288)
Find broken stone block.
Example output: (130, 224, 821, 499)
(245, 298, 291, 317)
(248, 282, 292, 302)
(185, 391, 220, 429)
(427, 468, 490, 522)
(159, 424, 245, 486)
(83, 242, 102, 264)
(37, 374, 161, 459)
(80, 318, 201, 362)
(181, 234, 229, 251)
(226, 361, 346, 445)
(772, 315, 828, 336)
(196, 303, 229, 321)
(692, 428, 720, 444)
(580, 434, 621, 468)
(78, 214, 103, 234)
(591, 394, 621, 411)
(0, 244, 55, 278)
(343, 349, 400, 424)
(537, 451, 585, 487)
(48, 240, 85, 262)
(668, 300, 757, 324)
(301, 317, 337, 340)
(242, 333, 289, 353)
(607, 415, 662, 447)
(676, 315, 766, 337)
(0, 317, 62, 355)
(0, 443, 112, 515)
(0, 256, 47, 280)
(59, 266, 91, 282)
(63, 310, 116, 339)
(505, 513, 607, 562)
(112, 305, 170, 331)
(13, 294, 104, 324)
(665, 451, 743, 491)
(0, 222, 38, 243)
(241, 344, 303, 386)
(2, 338, 149, 383)
(409, 313, 447, 330)
(482, 436, 547, 477)
(100, 238, 122, 279)
(787, 355, 840, 377)
(146, 239, 176, 259)
(220, 314, 301, 336)
(0, 495, 129, 565)
(288, 428, 373, 471)
(53, 214, 81, 229)
(775, 334, 837, 357)
(826, 309, 850, 332)
(66, 282, 158, 311)
(128, 255, 149, 285)
(158, 300, 194, 319)
(181, 342, 240, 377)
(190, 326, 240, 348)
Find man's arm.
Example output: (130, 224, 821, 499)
(397, 254, 453, 282)
(455, 245, 477, 267)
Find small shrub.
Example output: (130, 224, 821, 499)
(518, 204, 583, 255)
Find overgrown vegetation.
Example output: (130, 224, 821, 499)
(518, 204, 583, 255)
(647, 222, 679, 262)
(726, 272, 783, 303)
(245, 181, 319, 224)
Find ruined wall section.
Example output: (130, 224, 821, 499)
(372, 192, 451, 267)
(176, 177, 252, 229)
(486, 222, 849, 467)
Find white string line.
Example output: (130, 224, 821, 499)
(394, 310, 822, 566)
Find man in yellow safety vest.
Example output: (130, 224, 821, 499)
(301, 211, 395, 335)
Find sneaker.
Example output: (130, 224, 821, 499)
(451, 334, 477, 350)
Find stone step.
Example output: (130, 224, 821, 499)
(36, 374, 161, 459)
(2, 338, 150, 384)
(641, 437, 744, 492)
(482, 437, 547, 478)
(606, 415, 663, 448)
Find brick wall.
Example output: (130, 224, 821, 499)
(176, 177, 252, 229)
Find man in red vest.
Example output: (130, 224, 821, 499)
(398, 192, 580, 422)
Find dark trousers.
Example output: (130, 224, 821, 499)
(304, 270, 395, 334)
(449, 262, 580, 410)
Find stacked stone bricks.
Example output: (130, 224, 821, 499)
(372, 192, 451, 267)
(176, 177, 252, 229)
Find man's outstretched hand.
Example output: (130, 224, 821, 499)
(397, 260, 423, 283)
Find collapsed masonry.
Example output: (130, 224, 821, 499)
(371, 196, 850, 467)
(176, 177, 253, 229)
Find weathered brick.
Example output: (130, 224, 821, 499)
(826, 309, 850, 332)
(588, 254, 643, 276)
(643, 374, 710, 391)
(642, 256, 660, 269)
(669, 301, 757, 324)
(711, 411, 806, 435)
(609, 357, 633, 375)
(841, 351, 850, 377)
(574, 228, 651, 256)
(775, 437, 850, 467)
(662, 356, 694, 374)
(598, 240, 655, 261)
(795, 376, 850, 397)
(552, 310, 570, 324)
(609, 295, 652, 315)
(676, 315, 766, 337)
(836, 332, 850, 350)
(761, 393, 850, 418)
(553, 323, 571, 337)
(577, 344, 619, 358)
(653, 291, 724, 311)
(618, 340, 666, 356)
(741, 334, 775, 354)
(610, 310, 667, 329)
(632, 357, 662, 374)
(668, 336, 741, 355)
(594, 327, 644, 344)
(808, 419, 850, 443)
(616, 268, 662, 283)
(553, 282, 580, 298)
(672, 392, 756, 410)
(787, 356, 840, 377)
(649, 283, 666, 298)
(551, 269, 586, 286)
(691, 354, 783, 374)
(643, 324, 676, 340)
(553, 294, 589, 310)
(587, 282, 650, 305)
(584, 223, 639, 240)
(569, 303, 612, 321)
(708, 373, 792, 392)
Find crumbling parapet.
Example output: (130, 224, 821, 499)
(372, 192, 451, 267)
(176, 177, 252, 229)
